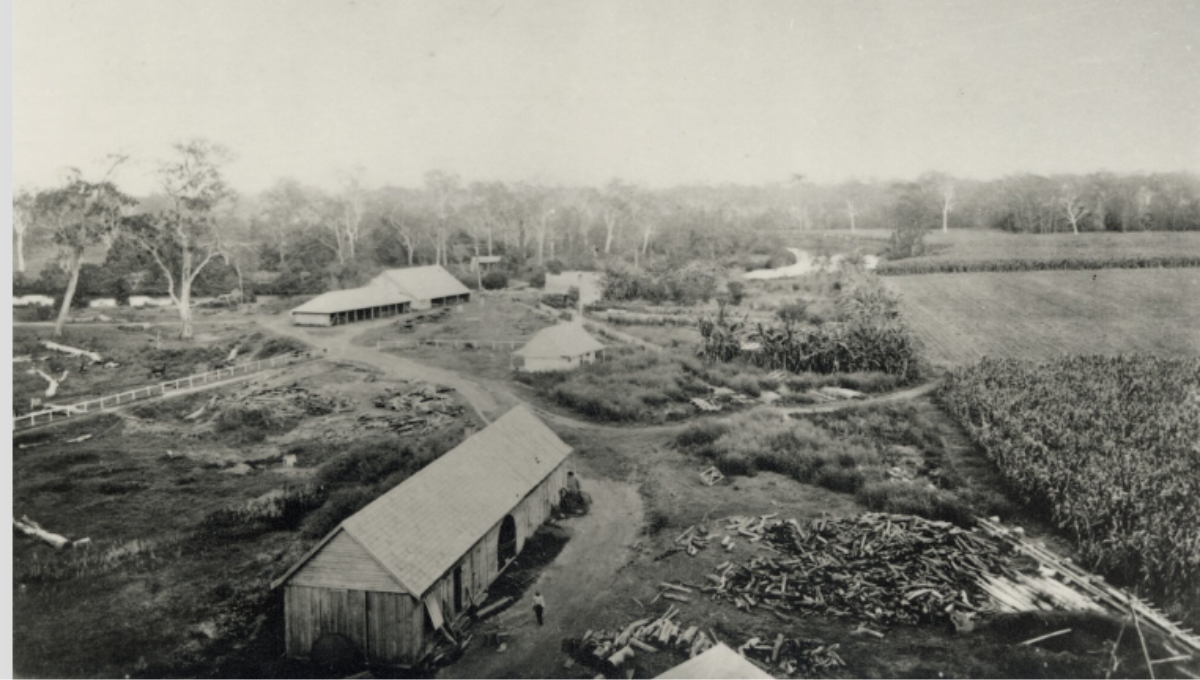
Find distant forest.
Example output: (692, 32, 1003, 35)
(13, 141, 1200, 302)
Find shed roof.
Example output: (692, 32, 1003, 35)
(513, 323, 605, 359)
(656, 643, 775, 679)
(372, 265, 471, 302)
(290, 285, 412, 315)
(273, 406, 571, 596)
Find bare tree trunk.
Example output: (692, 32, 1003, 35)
(234, 262, 245, 311)
(53, 252, 82, 338)
(16, 231, 26, 273)
(178, 250, 195, 339)
(846, 202, 856, 232)
(942, 204, 950, 233)
(603, 216, 616, 254)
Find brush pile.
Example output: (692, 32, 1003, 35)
(704, 513, 1013, 625)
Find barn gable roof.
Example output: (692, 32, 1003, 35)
(513, 323, 605, 359)
(656, 643, 775, 679)
(372, 265, 471, 302)
(290, 285, 412, 315)
(273, 406, 571, 596)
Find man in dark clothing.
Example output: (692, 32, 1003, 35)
(532, 591, 545, 626)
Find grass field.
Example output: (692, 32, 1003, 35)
(878, 230, 1200, 274)
(885, 268, 1200, 365)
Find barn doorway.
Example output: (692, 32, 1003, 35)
(498, 515, 517, 569)
(453, 566, 464, 612)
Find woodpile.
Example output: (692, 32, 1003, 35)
(232, 383, 351, 417)
(563, 607, 848, 678)
(702, 513, 1013, 625)
(361, 383, 464, 434)
(674, 525, 712, 556)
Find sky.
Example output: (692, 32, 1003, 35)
(10, 0, 1200, 195)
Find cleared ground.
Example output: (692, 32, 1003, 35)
(885, 268, 1200, 366)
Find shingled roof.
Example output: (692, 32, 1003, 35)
(372, 265, 471, 302)
(273, 406, 571, 596)
(513, 323, 605, 359)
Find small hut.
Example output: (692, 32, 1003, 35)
(271, 406, 572, 668)
(512, 323, 604, 373)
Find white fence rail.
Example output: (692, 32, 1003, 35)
(13, 349, 327, 431)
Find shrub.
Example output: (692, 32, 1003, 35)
(856, 481, 973, 527)
(545, 259, 565, 275)
(726, 281, 746, 306)
(318, 441, 417, 487)
(256, 336, 310, 358)
(481, 271, 509, 290)
(673, 421, 730, 449)
(776, 302, 808, 323)
(529, 268, 547, 289)
(303, 487, 378, 538)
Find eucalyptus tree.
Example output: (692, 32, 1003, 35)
(30, 162, 133, 336)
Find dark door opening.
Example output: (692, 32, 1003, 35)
(498, 515, 517, 569)
(453, 566, 463, 612)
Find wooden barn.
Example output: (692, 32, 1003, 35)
(512, 322, 605, 373)
(271, 406, 572, 668)
(370, 265, 471, 310)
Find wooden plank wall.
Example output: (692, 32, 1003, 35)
(284, 461, 571, 667)
(286, 585, 421, 667)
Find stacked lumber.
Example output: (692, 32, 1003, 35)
(374, 384, 463, 417)
(704, 513, 1013, 625)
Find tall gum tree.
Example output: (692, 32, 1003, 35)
(13, 188, 35, 274)
(128, 140, 237, 339)
(30, 165, 132, 337)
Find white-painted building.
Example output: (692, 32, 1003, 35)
(13, 294, 55, 307)
(512, 323, 604, 373)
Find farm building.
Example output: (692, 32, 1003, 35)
(272, 405, 573, 668)
(545, 271, 603, 306)
(290, 285, 412, 327)
(656, 643, 774, 679)
(370, 265, 472, 310)
(469, 255, 502, 272)
(12, 294, 54, 307)
(512, 323, 605, 373)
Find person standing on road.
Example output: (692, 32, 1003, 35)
(532, 591, 545, 626)
(567, 471, 581, 494)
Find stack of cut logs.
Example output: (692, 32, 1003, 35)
(700, 513, 1014, 625)
(362, 383, 463, 434)
(564, 604, 717, 673)
(564, 605, 848, 678)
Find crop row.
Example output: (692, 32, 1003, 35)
(877, 254, 1200, 275)
(938, 355, 1200, 600)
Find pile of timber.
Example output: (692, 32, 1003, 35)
(563, 605, 717, 675)
(674, 526, 713, 556)
(232, 383, 350, 417)
(738, 634, 846, 676)
(374, 384, 463, 417)
(703, 513, 1013, 625)
(564, 606, 847, 678)
(978, 517, 1200, 656)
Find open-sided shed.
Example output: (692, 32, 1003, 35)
(371, 265, 471, 310)
(289, 286, 413, 326)
(512, 323, 605, 372)
(272, 405, 572, 668)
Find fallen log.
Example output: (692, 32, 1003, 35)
(13, 516, 69, 549)
(41, 341, 101, 363)
(662, 592, 691, 603)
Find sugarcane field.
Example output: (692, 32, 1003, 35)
(9, 2, 1200, 679)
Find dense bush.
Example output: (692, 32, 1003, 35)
(877, 253, 1200, 275)
(601, 260, 723, 306)
(855, 481, 973, 527)
(481, 271, 509, 290)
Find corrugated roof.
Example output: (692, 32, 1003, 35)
(372, 265, 471, 302)
(513, 323, 605, 358)
(656, 644, 775, 679)
(278, 406, 571, 596)
(290, 285, 412, 315)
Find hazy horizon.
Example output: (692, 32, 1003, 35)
(12, 0, 1200, 195)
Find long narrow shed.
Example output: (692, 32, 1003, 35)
(272, 406, 572, 667)
(371, 265, 471, 310)
(290, 285, 413, 327)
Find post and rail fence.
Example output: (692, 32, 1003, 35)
(13, 348, 328, 431)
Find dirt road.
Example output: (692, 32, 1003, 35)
(439, 477, 645, 679)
